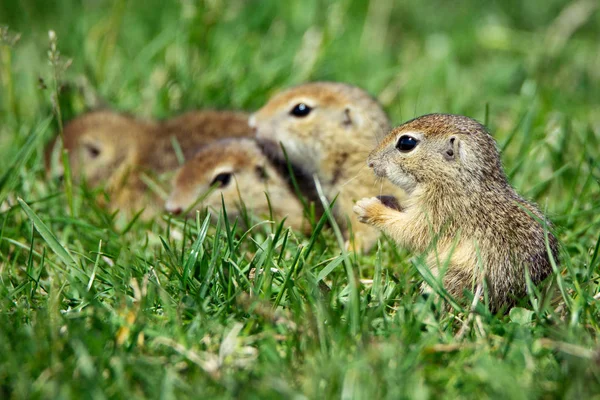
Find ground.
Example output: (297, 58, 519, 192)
(0, 0, 599, 398)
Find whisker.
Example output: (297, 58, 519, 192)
(370, 175, 381, 188)
(339, 173, 361, 188)
(346, 158, 371, 172)
(339, 164, 368, 188)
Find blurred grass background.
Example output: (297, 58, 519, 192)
(1, 0, 600, 398)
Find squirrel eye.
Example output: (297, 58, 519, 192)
(85, 144, 101, 158)
(396, 135, 419, 152)
(211, 172, 232, 187)
(290, 103, 312, 117)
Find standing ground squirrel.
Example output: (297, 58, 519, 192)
(46, 110, 253, 217)
(250, 81, 404, 251)
(353, 113, 559, 311)
(165, 138, 306, 231)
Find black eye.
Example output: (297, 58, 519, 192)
(396, 135, 419, 152)
(85, 144, 101, 158)
(290, 103, 312, 117)
(211, 172, 232, 187)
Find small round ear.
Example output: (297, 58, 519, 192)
(443, 136, 459, 161)
(255, 165, 269, 181)
(342, 107, 363, 128)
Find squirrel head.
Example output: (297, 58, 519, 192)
(165, 138, 276, 218)
(368, 113, 507, 194)
(46, 111, 151, 187)
(249, 82, 390, 176)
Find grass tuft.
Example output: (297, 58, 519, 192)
(1, 0, 599, 398)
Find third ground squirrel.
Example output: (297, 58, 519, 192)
(354, 113, 559, 311)
(250, 81, 404, 252)
(165, 138, 307, 231)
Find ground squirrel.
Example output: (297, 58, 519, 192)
(46, 110, 253, 217)
(250, 81, 402, 251)
(353, 113, 559, 311)
(165, 138, 306, 231)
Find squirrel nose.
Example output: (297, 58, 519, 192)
(368, 161, 375, 168)
(165, 200, 182, 215)
(170, 207, 182, 215)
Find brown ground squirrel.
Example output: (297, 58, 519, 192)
(46, 110, 253, 217)
(250, 81, 403, 251)
(353, 113, 559, 311)
(165, 138, 306, 231)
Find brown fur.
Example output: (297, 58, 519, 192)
(250, 81, 402, 251)
(354, 113, 559, 311)
(46, 110, 253, 218)
(165, 138, 306, 231)
(45, 111, 156, 185)
(149, 110, 252, 171)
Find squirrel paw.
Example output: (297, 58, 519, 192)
(353, 197, 383, 224)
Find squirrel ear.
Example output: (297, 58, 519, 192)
(255, 165, 269, 181)
(342, 107, 353, 128)
(342, 106, 365, 128)
(443, 136, 459, 161)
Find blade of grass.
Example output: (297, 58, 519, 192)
(0, 117, 52, 204)
(18, 197, 75, 266)
(182, 214, 211, 291)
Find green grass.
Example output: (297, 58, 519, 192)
(1, 0, 600, 398)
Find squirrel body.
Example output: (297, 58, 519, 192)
(354, 113, 559, 310)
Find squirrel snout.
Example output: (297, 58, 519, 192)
(367, 157, 387, 178)
(367, 155, 377, 169)
(165, 200, 183, 215)
(170, 207, 182, 215)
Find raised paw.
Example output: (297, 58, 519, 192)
(353, 197, 383, 224)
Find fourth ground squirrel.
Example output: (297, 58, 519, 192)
(354, 113, 559, 311)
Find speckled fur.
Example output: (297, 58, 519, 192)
(251, 82, 403, 251)
(354, 113, 559, 311)
(165, 138, 306, 231)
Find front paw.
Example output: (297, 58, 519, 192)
(353, 197, 383, 224)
